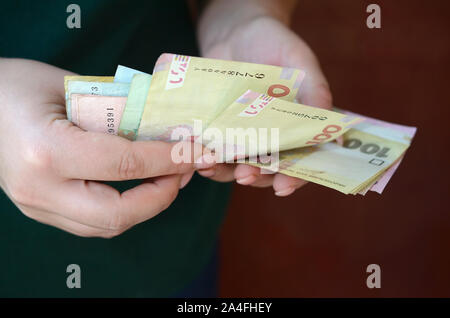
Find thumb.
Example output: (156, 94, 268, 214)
(299, 75, 333, 110)
(286, 42, 333, 110)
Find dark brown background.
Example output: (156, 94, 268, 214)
(219, 0, 450, 297)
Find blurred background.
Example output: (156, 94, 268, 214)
(219, 0, 450, 297)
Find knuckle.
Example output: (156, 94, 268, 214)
(23, 141, 52, 170)
(105, 210, 130, 233)
(168, 144, 187, 172)
(118, 147, 145, 179)
(173, 160, 187, 175)
(6, 143, 50, 206)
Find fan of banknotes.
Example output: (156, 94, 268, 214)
(64, 53, 416, 195)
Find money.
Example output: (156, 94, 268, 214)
(64, 65, 151, 136)
(65, 67, 150, 136)
(114, 65, 150, 83)
(64, 75, 114, 92)
(67, 81, 130, 122)
(137, 53, 306, 141)
(341, 109, 417, 194)
(366, 158, 404, 194)
(118, 74, 153, 140)
(70, 94, 127, 135)
(249, 109, 414, 194)
(64, 76, 114, 121)
(63, 57, 416, 195)
(202, 90, 362, 158)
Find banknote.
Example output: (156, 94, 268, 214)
(70, 94, 127, 135)
(137, 53, 306, 141)
(117, 74, 153, 140)
(62, 59, 416, 195)
(67, 81, 129, 123)
(367, 157, 404, 193)
(114, 65, 150, 83)
(201, 90, 363, 159)
(337, 109, 417, 194)
(357, 161, 406, 195)
(64, 76, 114, 121)
(68, 80, 130, 96)
(249, 112, 415, 194)
(64, 75, 114, 92)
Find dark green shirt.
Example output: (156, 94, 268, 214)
(0, 0, 231, 297)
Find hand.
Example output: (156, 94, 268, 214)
(0, 58, 201, 238)
(198, 14, 333, 196)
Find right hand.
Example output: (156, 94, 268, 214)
(0, 58, 207, 238)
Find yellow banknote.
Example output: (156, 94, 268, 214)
(249, 116, 412, 194)
(201, 90, 362, 158)
(62, 64, 416, 195)
(137, 53, 306, 141)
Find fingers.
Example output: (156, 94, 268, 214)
(272, 173, 308, 196)
(196, 163, 236, 182)
(35, 174, 183, 235)
(179, 171, 195, 189)
(234, 164, 274, 187)
(17, 205, 109, 238)
(199, 163, 307, 196)
(299, 76, 333, 110)
(50, 122, 199, 181)
(114, 174, 182, 227)
(233, 164, 308, 195)
(285, 40, 333, 110)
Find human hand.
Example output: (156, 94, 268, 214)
(0, 58, 203, 238)
(198, 6, 332, 196)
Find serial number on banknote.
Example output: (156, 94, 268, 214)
(106, 107, 115, 134)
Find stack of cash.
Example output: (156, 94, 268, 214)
(65, 53, 416, 195)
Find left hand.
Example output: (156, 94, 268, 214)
(198, 16, 333, 196)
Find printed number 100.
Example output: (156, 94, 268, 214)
(344, 138, 390, 158)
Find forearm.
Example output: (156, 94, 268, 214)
(197, 0, 297, 55)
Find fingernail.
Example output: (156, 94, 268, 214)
(197, 168, 216, 177)
(194, 153, 216, 170)
(179, 173, 193, 189)
(236, 175, 257, 185)
(275, 187, 296, 197)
